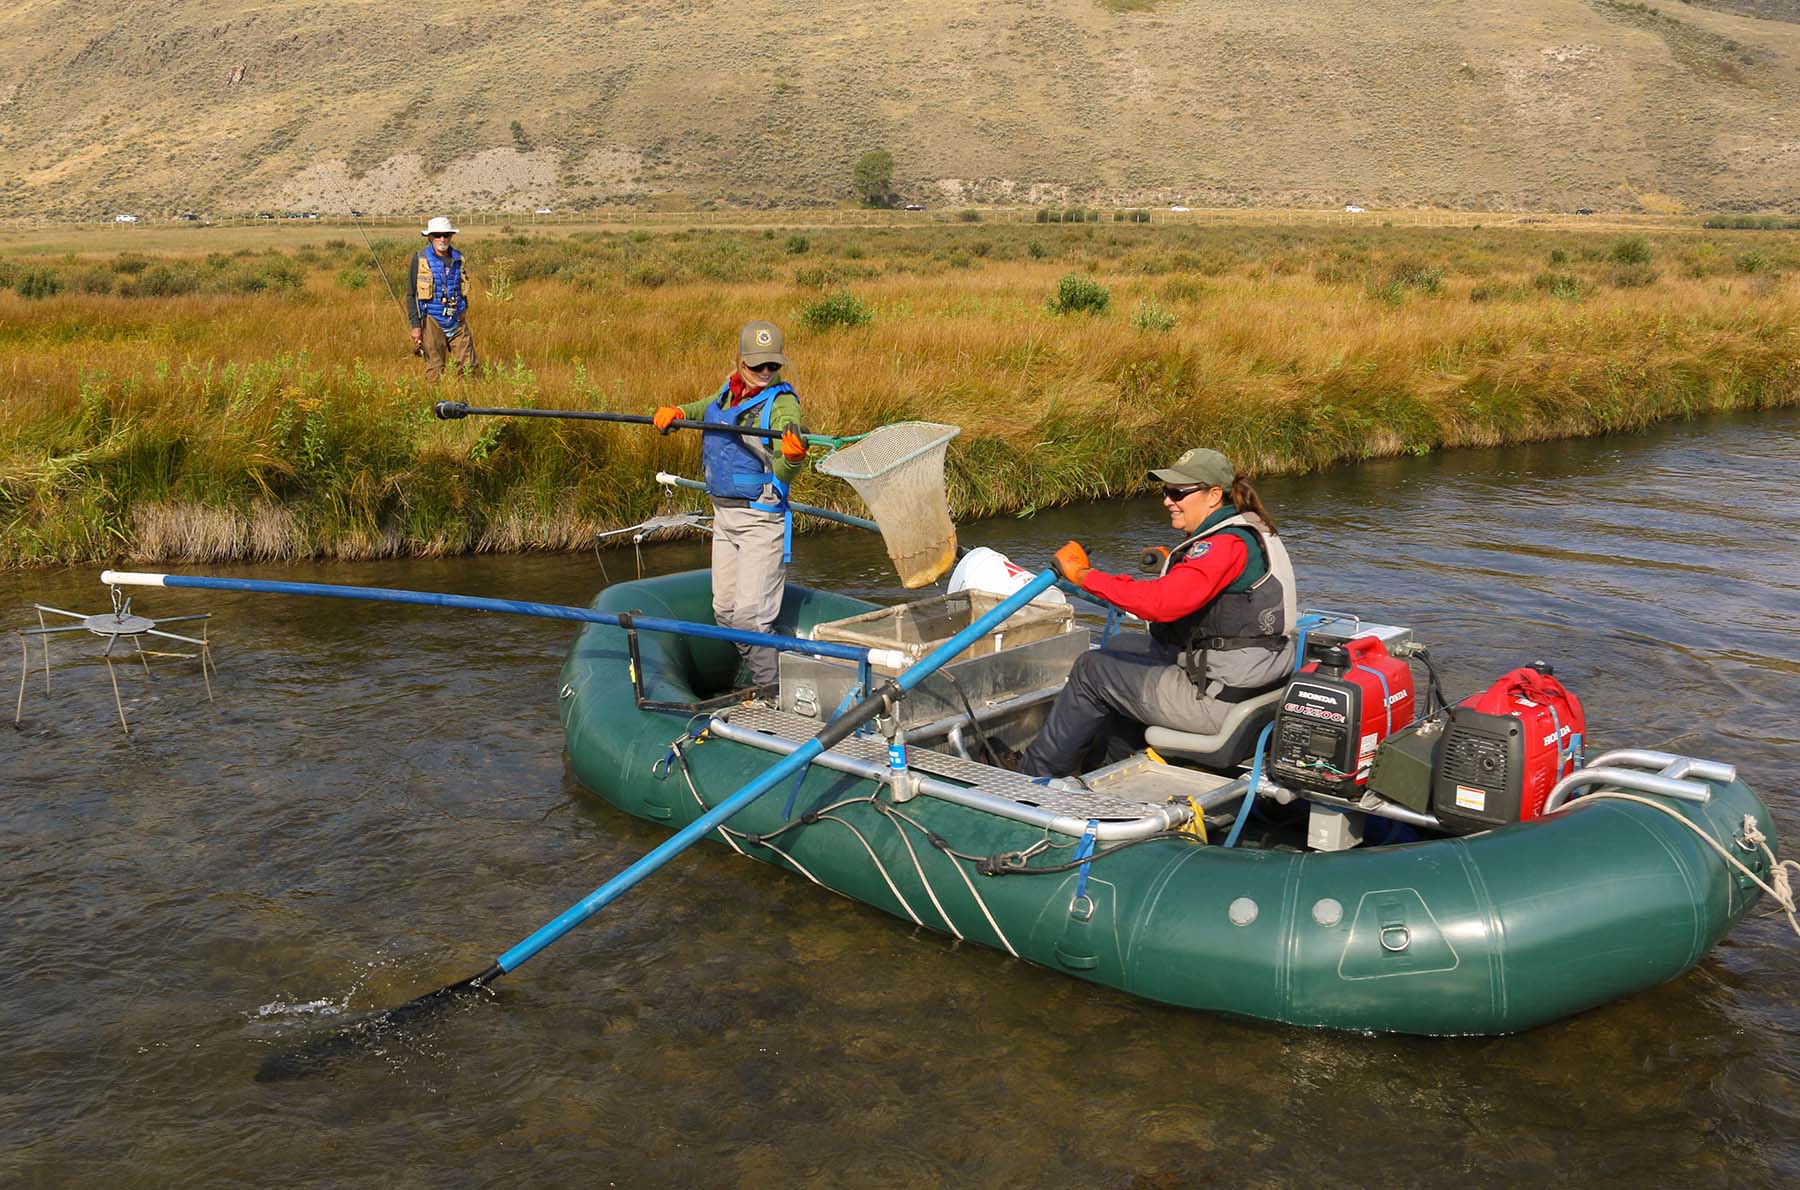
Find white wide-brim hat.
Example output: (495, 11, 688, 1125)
(421, 216, 459, 237)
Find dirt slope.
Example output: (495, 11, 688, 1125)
(1, 0, 1797, 217)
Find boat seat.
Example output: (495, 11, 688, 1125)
(1143, 686, 1284, 770)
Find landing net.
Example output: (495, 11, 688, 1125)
(818, 422, 961, 588)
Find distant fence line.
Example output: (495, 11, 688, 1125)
(0, 207, 1728, 235)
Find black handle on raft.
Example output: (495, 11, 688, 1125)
(433, 401, 805, 444)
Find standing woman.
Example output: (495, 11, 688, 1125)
(653, 321, 810, 689)
(1014, 446, 1299, 778)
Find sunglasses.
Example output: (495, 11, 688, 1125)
(1161, 483, 1208, 501)
(429, 233, 453, 240)
(745, 361, 782, 374)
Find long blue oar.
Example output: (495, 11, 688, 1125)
(239, 565, 1057, 1079)
(98, 571, 903, 670)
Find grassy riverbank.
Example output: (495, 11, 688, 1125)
(2, 218, 1796, 566)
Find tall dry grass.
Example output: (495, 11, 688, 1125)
(2, 220, 1797, 565)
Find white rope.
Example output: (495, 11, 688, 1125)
(874, 803, 964, 941)
(817, 812, 924, 926)
(882, 803, 1019, 959)
(1558, 792, 1799, 940)
(667, 738, 826, 887)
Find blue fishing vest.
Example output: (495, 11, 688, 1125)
(417, 248, 466, 331)
(702, 381, 795, 559)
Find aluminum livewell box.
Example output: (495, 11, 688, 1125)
(778, 592, 1088, 730)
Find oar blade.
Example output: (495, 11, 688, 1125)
(254, 964, 501, 1083)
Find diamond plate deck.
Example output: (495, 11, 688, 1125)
(724, 703, 1209, 822)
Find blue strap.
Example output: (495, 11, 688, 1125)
(781, 762, 809, 820)
(1352, 661, 1396, 735)
(1102, 604, 1120, 643)
(1072, 819, 1099, 904)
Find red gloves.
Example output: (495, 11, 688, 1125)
(780, 429, 808, 462)
(1052, 541, 1092, 587)
(652, 406, 682, 433)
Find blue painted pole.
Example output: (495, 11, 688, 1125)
(656, 473, 880, 534)
(493, 567, 1060, 972)
(99, 571, 878, 665)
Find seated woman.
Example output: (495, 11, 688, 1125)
(1014, 447, 1299, 778)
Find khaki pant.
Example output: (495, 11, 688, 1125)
(711, 504, 788, 687)
(421, 319, 477, 381)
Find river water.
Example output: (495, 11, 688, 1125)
(4, 412, 1797, 1186)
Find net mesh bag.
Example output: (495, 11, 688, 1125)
(818, 422, 961, 588)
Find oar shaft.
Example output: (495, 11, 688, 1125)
(654, 472, 879, 534)
(98, 571, 897, 668)
(435, 401, 826, 447)
(494, 567, 1059, 972)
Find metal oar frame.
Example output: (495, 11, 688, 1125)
(14, 585, 215, 738)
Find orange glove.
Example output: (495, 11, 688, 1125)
(780, 428, 808, 462)
(1051, 540, 1092, 587)
(652, 405, 682, 433)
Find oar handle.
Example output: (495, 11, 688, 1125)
(434, 401, 825, 446)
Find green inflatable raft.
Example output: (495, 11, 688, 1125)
(558, 570, 1785, 1036)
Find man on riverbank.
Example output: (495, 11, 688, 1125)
(407, 216, 476, 381)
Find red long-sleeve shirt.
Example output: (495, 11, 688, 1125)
(1080, 533, 1249, 623)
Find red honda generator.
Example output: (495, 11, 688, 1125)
(1271, 635, 1416, 798)
(1429, 663, 1586, 833)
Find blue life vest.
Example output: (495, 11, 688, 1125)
(418, 248, 467, 331)
(702, 380, 796, 560)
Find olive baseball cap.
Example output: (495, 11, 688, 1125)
(738, 320, 789, 368)
(1149, 447, 1235, 488)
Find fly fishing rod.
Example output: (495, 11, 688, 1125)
(345, 208, 420, 356)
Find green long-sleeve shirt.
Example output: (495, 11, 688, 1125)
(676, 384, 806, 485)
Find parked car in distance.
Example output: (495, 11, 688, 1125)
(175, 212, 201, 221)
(113, 213, 138, 223)
(1344, 204, 1366, 213)
(1169, 205, 1190, 212)
(902, 203, 924, 211)
(255, 212, 275, 219)
(534, 207, 553, 215)
(1576, 208, 1595, 215)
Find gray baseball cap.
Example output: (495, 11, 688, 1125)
(738, 320, 789, 368)
(1149, 447, 1235, 488)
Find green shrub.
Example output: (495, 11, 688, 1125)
(792, 265, 837, 289)
(1608, 236, 1652, 264)
(1468, 281, 1524, 303)
(1130, 298, 1176, 332)
(784, 235, 810, 255)
(1548, 248, 1568, 265)
(1047, 273, 1110, 314)
(1131, 209, 1151, 223)
(1604, 263, 1659, 288)
(18, 268, 63, 299)
(78, 266, 115, 295)
(841, 243, 866, 260)
(1389, 260, 1443, 294)
(1027, 240, 1048, 259)
(1736, 250, 1772, 274)
(1365, 280, 1408, 307)
(799, 290, 873, 331)
(336, 266, 369, 290)
(1532, 271, 1585, 300)
(1035, 209, 1051, 223)
(136, 264, 200, 297)
(957, 209, 982, 222)
(111, 254, 150, 275)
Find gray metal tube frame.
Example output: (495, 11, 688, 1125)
(707, 717, 1190, 840)
(1543, 749, 1732, 813)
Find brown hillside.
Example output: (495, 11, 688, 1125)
(1, 0, 1797, 218)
